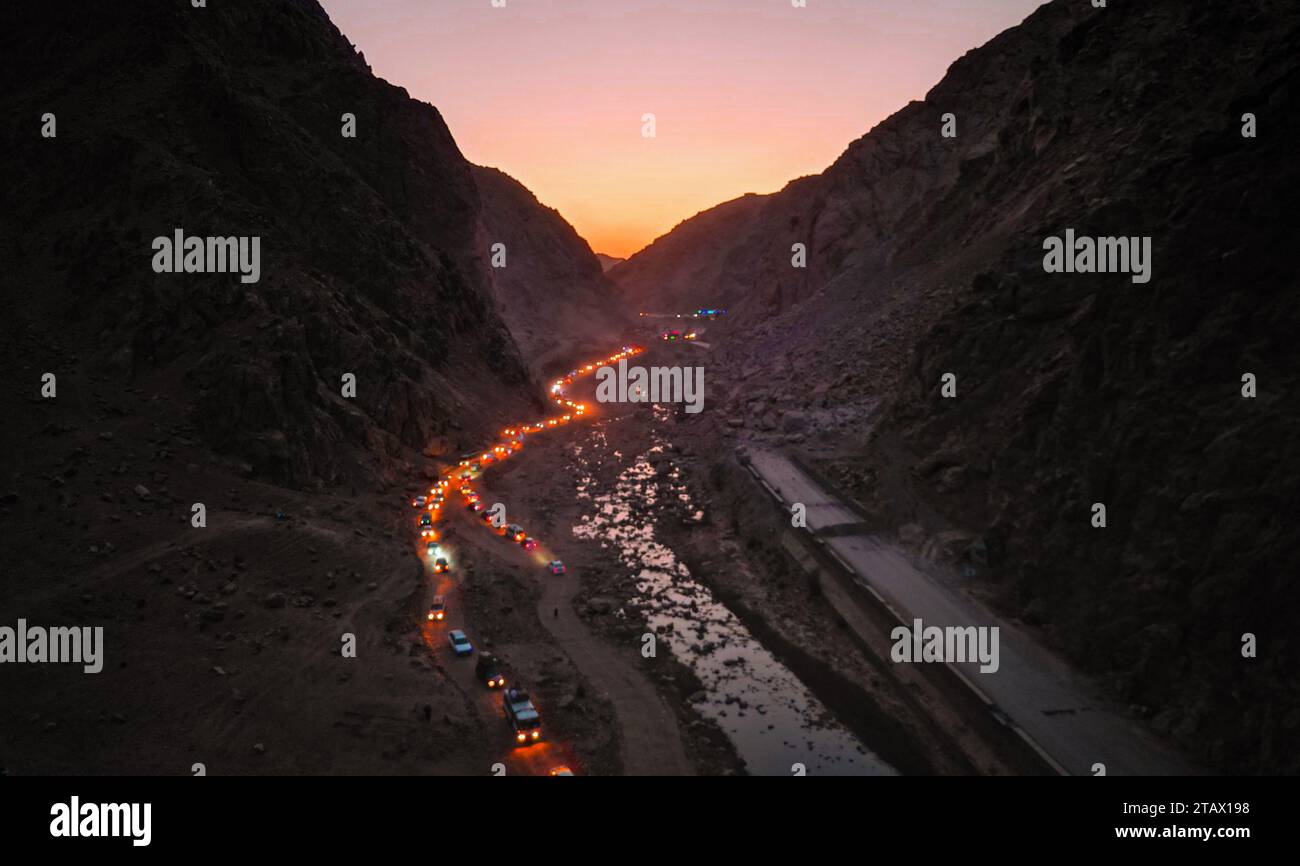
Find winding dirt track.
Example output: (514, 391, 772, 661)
(425, 344, 691, 775)
(536, 567, 691, 776)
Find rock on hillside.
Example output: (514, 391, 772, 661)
(595, 254, 625, 272)
(617, 0, 1300, 772)
(610, 193, 768, 316)
(472, 165, 631, 377)
(0, 0, 567, 488)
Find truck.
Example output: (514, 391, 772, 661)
(503, 687, 542, 746)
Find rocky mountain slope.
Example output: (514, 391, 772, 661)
(472, 165, 630, 378)
(595, 254, 625, 273)
(615, 0, 1300, 772)
(0, 0, 626, 777)
(0, 0, 601, 492)
(610, 194, 768, 315)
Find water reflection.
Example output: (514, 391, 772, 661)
(571, 420, 896, 776)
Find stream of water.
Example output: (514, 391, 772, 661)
(570, 411, 896, 776)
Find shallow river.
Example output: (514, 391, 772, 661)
(570, 412, 896, 776)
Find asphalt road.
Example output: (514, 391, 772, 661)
(744, 447, 1198, 776)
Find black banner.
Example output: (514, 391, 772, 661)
(0, 776, 1282, 853)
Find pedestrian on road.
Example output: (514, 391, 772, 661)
(553, 605, 558, 619)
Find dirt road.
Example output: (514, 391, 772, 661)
(536, 566, 691, 776)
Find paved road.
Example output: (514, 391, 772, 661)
(745, 447, 1198, 776)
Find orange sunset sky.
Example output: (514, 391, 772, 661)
(319, 0, 1046, 259)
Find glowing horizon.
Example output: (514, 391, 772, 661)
(319, 0, 1046, 259)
